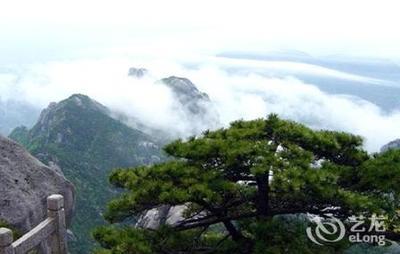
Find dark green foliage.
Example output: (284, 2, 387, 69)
(94, 114, 400, 253)
(9, 94, 164, 253)
(246, 216, 348, 254)
(358, 149, 400, 192)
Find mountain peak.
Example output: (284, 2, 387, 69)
(63, 94, 109, 112)
(9, 94, 163, 253)
(36, 94, 110, 130)
(68, 93, 90, 101)
(128, 67, 148, 78)
(160, 76, 209, 101)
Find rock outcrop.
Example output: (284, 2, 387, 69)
(381, 139, 400, 153)
(159, 76, 220, 135)
(127, 69, 221, 137)
(160, 76, 212, 115)
(128, 67, 148, 78)
(0, 135, 75, 233)
(136, 205, 185, 229)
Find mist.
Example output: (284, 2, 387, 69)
(1, 56, 399, 152)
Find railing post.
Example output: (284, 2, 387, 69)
(0, 228, 14, 254)
(47, 195, 67, 254)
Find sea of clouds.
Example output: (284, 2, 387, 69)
(0, 55, 399, 152)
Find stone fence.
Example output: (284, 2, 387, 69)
(0, 195, 68, 254)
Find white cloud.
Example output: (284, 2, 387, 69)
(178, 66, 400, 152)
(2, 56, 400, 152)
(209, 57, 391, 85)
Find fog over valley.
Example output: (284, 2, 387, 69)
(1, 52, 400, 152)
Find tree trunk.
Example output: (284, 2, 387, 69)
(222, 220, 243, 242)
(256, 173, 270, 218)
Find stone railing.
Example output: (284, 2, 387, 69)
(0, 195, 68, 254)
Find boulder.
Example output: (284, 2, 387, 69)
(0, 135, 75, 233)
(136, 205, 185, 229)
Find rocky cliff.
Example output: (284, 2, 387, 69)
(136, 205, 185, 229)
(128, 68, 220, 136)
(0, 135, 75, 233)
(160, 76, 211, 114)
(381, 139, 400, 153)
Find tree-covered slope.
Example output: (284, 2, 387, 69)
(9, 94, 164, 254)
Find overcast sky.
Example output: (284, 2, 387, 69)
(1, 0, 400, 151)
(1, 0, 400, 63)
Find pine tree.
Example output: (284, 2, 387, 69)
(93, 114, 400, 253)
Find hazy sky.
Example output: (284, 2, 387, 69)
(1, 0, 400, 63)
(1, 0, 400, 152)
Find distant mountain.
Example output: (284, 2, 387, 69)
(160, 76, 213, 115)
(128, 67, 148, 78)
(9, 94, 164, 254)
(0, 99, 40, 135)
(128, 69, 220, 137)
(381, 139, 400, 153)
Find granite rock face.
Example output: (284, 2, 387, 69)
(136, 205, 185, 229)
(381, 139, 400, 153)
(0, 135, 75, 233)
(159, 76, 220, 135)
(160, 76, 212, 115)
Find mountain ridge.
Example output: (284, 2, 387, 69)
(9, 94, 164, 253)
